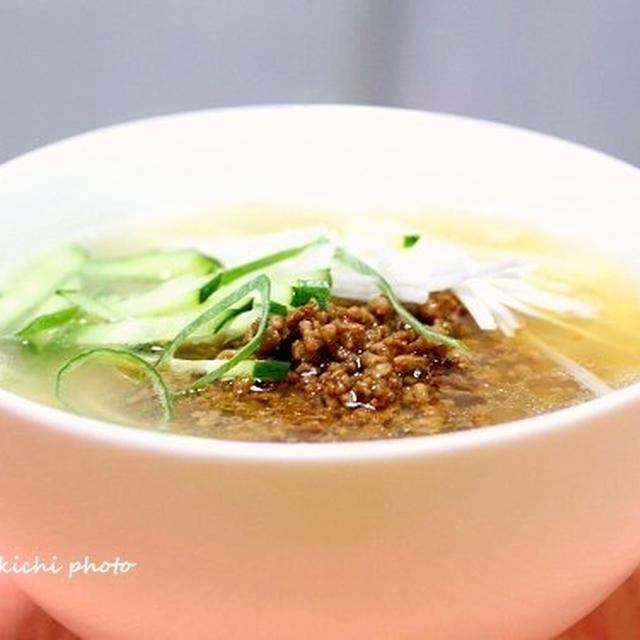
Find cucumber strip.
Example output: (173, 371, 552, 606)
(211, 299, 289, 345)
(156, 274, 272, 394)
(212, 308, 258, 343)
(291, 280, 331, 310)
(211, 298, 254, 333)
(268, 300, 288, 316)
(267, 243, 335, 283)
(334, 247, 467, 351)
(57, 289, 122, 322)
(16, 306, 80, 338)
(270, 282, 296, 306)
(56, 348, 172, 428)
(168, 357, 290, 380)
(0, 246, 88, 333)
(84, 249, 221, 282)
(12, 291, 74, 333)
(73, 292, 287, 348)
(310, 266, 333, 287)
(106, 273, 215, 318)
(198, 269, 298, 305)
(194, 279, 289, 328)
(74, 312, 202, 346)
(197, 242, 332, 308)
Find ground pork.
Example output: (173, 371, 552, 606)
(249, 293, 467, 410)
(172, 292, 587, 442)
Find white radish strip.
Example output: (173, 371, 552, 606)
(494, 279, 595, 316)
(465, 281, 522, 335)
(509, 287, 595, 317)
(493, 309, 520, 336)
(452, 285, 498, 330)
(331, 279, 378, 301)
(497, 275, 574, 294)
(483, 287, 541, 319)
(391, 273, 468, 294)
(393, 286, 433, 304)
(526, 334, 612, 397)
(331, 265, 377, 300)
(466, 258, 527, 280)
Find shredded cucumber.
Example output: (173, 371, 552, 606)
(83, 249, 221, 282)
(210, 298, 254, 334)
(17, 306, 80, 338)
(74, 312, 203, 346)
(0, 246, 88, 333)
(57, 289, 121, 322)
(168, 357, 290, 380)
(267, 301, 288, 316)
(196, 238, 332, 301)
(104, 273, 216, 318)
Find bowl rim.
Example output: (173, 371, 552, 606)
(1, 103, 639, 461)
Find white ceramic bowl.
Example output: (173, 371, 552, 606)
(0, 106, 639, 640)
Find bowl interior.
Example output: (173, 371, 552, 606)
(1, 105, 639, 272)
(0, 104, 639, 455)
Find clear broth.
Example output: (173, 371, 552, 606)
(1, 207, 639, 441)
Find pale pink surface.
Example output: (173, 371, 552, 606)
(0, 578, 79, 640)
(1, 570, 639, 640)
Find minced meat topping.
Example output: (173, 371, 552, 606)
(252, 293, 466, 411)
(170, 292, 588, 442)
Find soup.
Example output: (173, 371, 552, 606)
(1, 208, 639, 441)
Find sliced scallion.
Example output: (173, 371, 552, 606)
(56, 347, 173, 429)
(156, 274, 273, 394)
(402, 234, 421, 248)
(291, 280, 331, 310)
(205, 237, 329, 296)
(334, 246, 467, 351)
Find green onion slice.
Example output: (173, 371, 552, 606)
(402, 234, 421, 248)
(156, 274, 273, 394)
(291, 280, 331, 310)
(56, 348, 173, 429)
(334, 246, 466, 351)
(208, 237, 329, 294)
